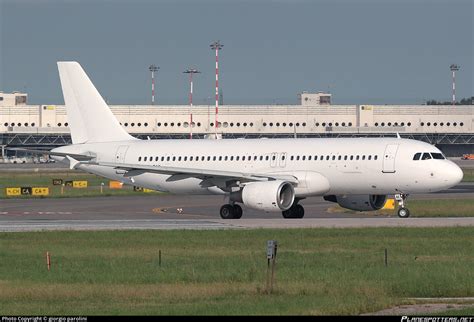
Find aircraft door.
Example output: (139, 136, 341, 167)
(279, 152, 287, 168)
(382, 144, 399, 173)
(115, 145, 129, 164)
(270, 152, 278, 167)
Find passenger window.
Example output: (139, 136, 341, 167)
(362, 155, 365, 160)
(320, 156, 324, 160)
(207, 156, 211, 161)
(413, 153, 422, 160)
(138, 157, 142, 162)
(421, 153, 431, 160)
(368, 155, 372, 160)
(272, 155, 276, 161)
(219, 156, 222, 161)
(184, 156, 187, 161)
(326, 156, 330, 160)
(155, 157, 159, 161)
(172, 157, 176, 161)
(230, 156, 234, 161)
(338, 156, 342, 160)
(213, 156, 216, 161)
(302, 156, 306, 161)
(190, 156, 193, 161)
(356, 155, 360, 160)
(254, 156, 257, 161)
(296, 156, 300, 161)
(290, 156, 294, 161)
(374, 155, 378, 160)
(167, 156, 170, 161)
(308, 156, 312, 161)
(144, 157, 147, 161)
(236, 156, 240, 161)
(350, 156, 354, 160)
(161, 157, 164, 161)
(178, 156, 182, 161)
(344, 156, 347, 161)
(224, 156, 228, 161)
(265, 156, 269, 161)
(282, 155, 286, 160)
(332, 156, 336, 161)
(260, 156, 264, 161)
(431, 153, 445, 160)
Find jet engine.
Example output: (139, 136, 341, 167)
(230, 180, 295, 212)
(324, 194, 387, 211)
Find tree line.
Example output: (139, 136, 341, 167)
(426, 97, 473, 105)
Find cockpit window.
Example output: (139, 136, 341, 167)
(431, 153, 445, 160)
(421, 153, 432, 160)
(413, 153, 422, 160)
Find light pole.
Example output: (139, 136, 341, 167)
(450, 64, 460, 106)
(183, 68, 201, 139)
(210, 40, 223, 135)
(149, 64, 159, 105)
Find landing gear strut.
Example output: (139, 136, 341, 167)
(220, 204, 243, 219)
(282, 201, 305, 219)
(395, 193, 410, 218)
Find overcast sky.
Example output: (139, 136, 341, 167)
(0, 0, 472, 105)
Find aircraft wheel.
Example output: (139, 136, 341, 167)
(220, 204, 235, 219)
(282, 208, 293, 219)
(397, 207, 410, 218)
(295, 204, 305, 218)
(233, 204, 243, 219)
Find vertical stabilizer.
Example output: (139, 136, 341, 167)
(57, 61, 135, 144)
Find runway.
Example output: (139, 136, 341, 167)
(0, 218, 472, 232)
(0, 183, 472, 231)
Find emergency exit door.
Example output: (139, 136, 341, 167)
(382, 144, 399, 173)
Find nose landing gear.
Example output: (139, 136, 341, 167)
(395, 193, 410, 218)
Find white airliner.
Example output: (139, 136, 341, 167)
(15, 62, 464, 219)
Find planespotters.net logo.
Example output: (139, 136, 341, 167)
(402, 317, 474, 322)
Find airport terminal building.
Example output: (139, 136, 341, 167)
(1, 91, 473, 157)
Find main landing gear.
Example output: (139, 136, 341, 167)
(282, 201, 305, 219)
(395, 193, 410, 218)
(219, 204, 243, 219)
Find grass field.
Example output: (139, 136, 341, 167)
(0, 172, 161, 198)
(0, 228, 472, 315)
(463, 168, 474, 182)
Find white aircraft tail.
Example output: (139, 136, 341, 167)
(57, 61, 135, 144)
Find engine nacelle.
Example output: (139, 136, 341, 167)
(230, 181, 295, 212)
(324, 194, 387, 211)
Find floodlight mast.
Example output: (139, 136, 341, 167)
(149, 64, 159, 105)
(210, 41, 223, 136)
(450, 64, 460, 106)
(183, 68, 201, 139)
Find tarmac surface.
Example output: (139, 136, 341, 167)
(0, 183, 473, 231)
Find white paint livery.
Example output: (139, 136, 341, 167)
(49, 62, 463, 219)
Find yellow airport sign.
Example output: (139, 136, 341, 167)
(383, 198, 396, 210)
(6, 187, 21, 196)
(73, 180, 88, 188)
(32, 187, 49, 196)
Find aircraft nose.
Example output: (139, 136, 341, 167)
(445, 162, 463, 187)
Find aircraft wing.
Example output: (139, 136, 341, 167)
(98, 161, 299, 184)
